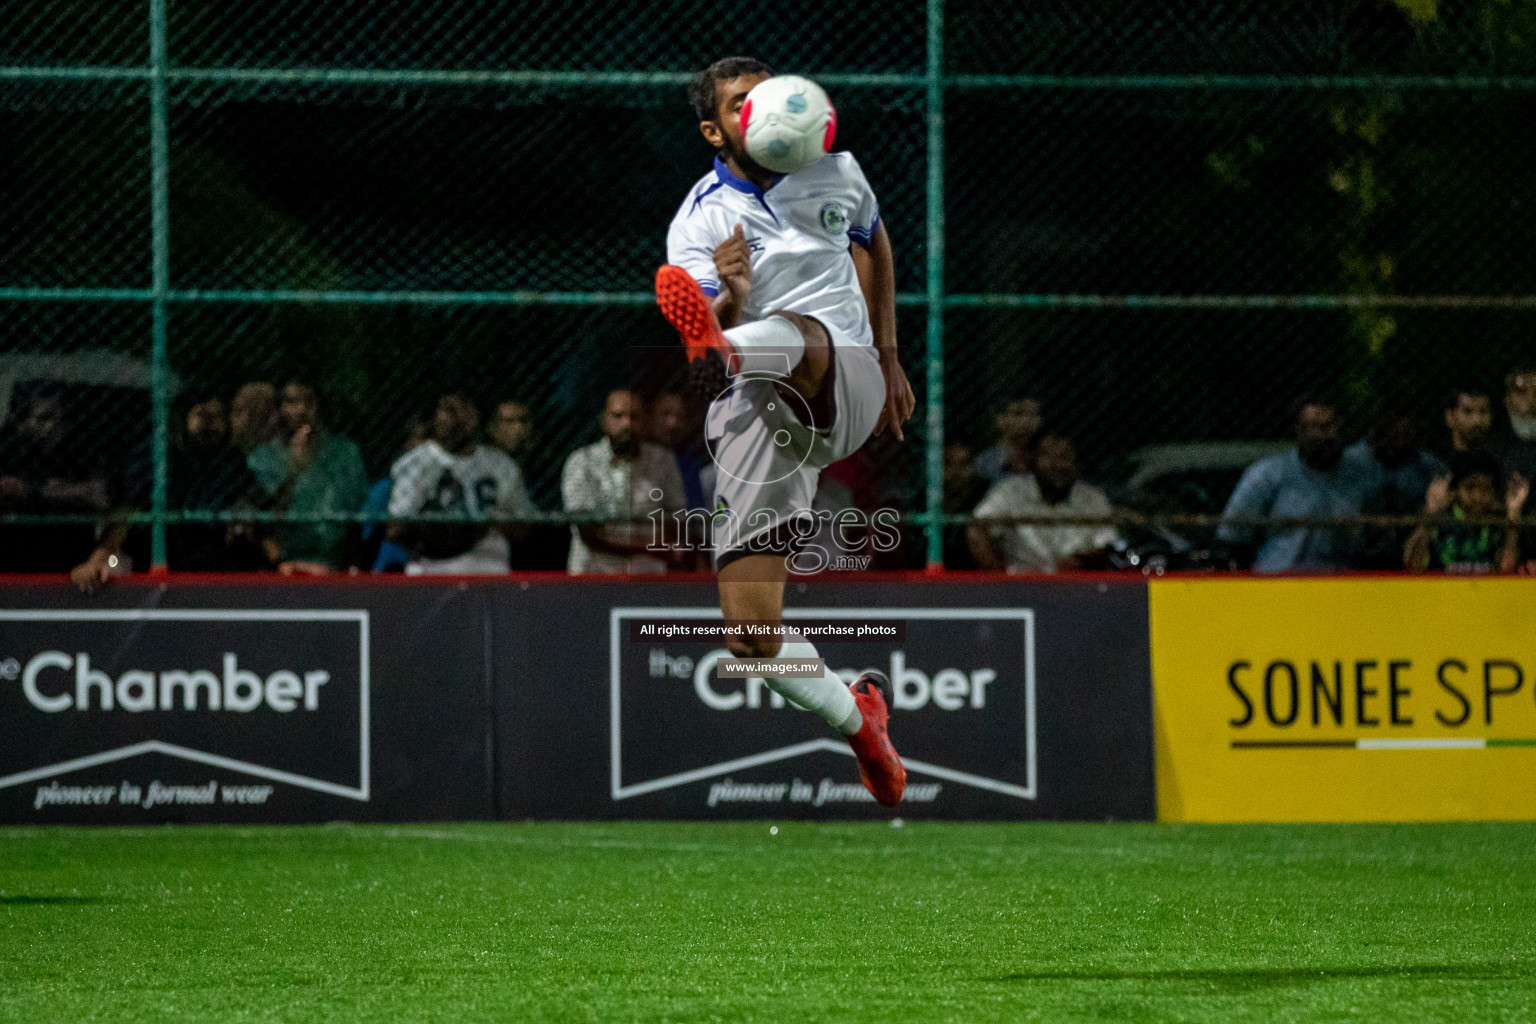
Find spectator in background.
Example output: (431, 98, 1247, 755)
(487, 397, 561, 507)
(1444, 386, 1493, 456)
(0, 388, 112, 573)
(1345, 405, 1446, 512)
(968, 430, 1119, 573)
(487, 398, 532, 462)
(943, 441, 989, 570)
(1405, 452, 1528, 574)
(229, 381, 278, 456)
(975, 395, 1042, 484)
(1497, 369, 1536, 483)
(1345, 404, 1447, 569)
(360, 416, 430, 573)
(388, 394, 534, 575)
(247, 381, 367, 573)
(562, 389, 685, 575)
(72, 393, 267, 592)
(487, 397, 569, 571)
(1217, 398, 1376, 574)
(648, 389, 708, 510)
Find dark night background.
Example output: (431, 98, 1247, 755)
(4, 0, 1536, 501)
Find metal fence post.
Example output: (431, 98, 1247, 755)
(924, 0, 946, 569)
(148, 0, 170, 571)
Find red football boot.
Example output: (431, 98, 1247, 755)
(845, 670, 906, 808)
(655, 265, 739, 365)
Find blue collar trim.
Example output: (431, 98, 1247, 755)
(713, 155, 783, 196)
(713, 156, 783, 224)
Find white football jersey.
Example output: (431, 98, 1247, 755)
(389, 441, 534, 522)
(666, 152, 881, 347)
(389, 441, 536, 575)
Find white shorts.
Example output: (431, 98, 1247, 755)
(705, 322, 884, 569)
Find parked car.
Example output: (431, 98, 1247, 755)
(1106, 441, 1289, 572)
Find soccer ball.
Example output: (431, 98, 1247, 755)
(740, 75, 837, 175)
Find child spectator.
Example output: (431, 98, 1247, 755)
(1405, 453, 1528, 574)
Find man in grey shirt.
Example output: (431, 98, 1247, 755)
(1218, 399, 1378, 573)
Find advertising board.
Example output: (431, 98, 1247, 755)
(1151, 578, 1536, 822)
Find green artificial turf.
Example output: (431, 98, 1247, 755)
(1, 821, 1533, 1023)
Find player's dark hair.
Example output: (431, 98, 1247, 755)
(1444, 386, 1490, 411)
(689, 57, 773, 122)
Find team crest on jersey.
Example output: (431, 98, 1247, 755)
(819, 202, 847, 234)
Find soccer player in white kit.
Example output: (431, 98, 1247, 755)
(655, 57, 913, 806)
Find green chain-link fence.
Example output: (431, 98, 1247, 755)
(4, 0, 1536, 572)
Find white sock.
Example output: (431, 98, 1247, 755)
(723, 315, 805, 378)
(760, 631, 862, 734)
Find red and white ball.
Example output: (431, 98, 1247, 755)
(740, 75, 837, 175)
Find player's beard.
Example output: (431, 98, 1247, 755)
(721, 133, 772, 179)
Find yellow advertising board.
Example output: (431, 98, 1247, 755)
(1150, 577, 1536, 822)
